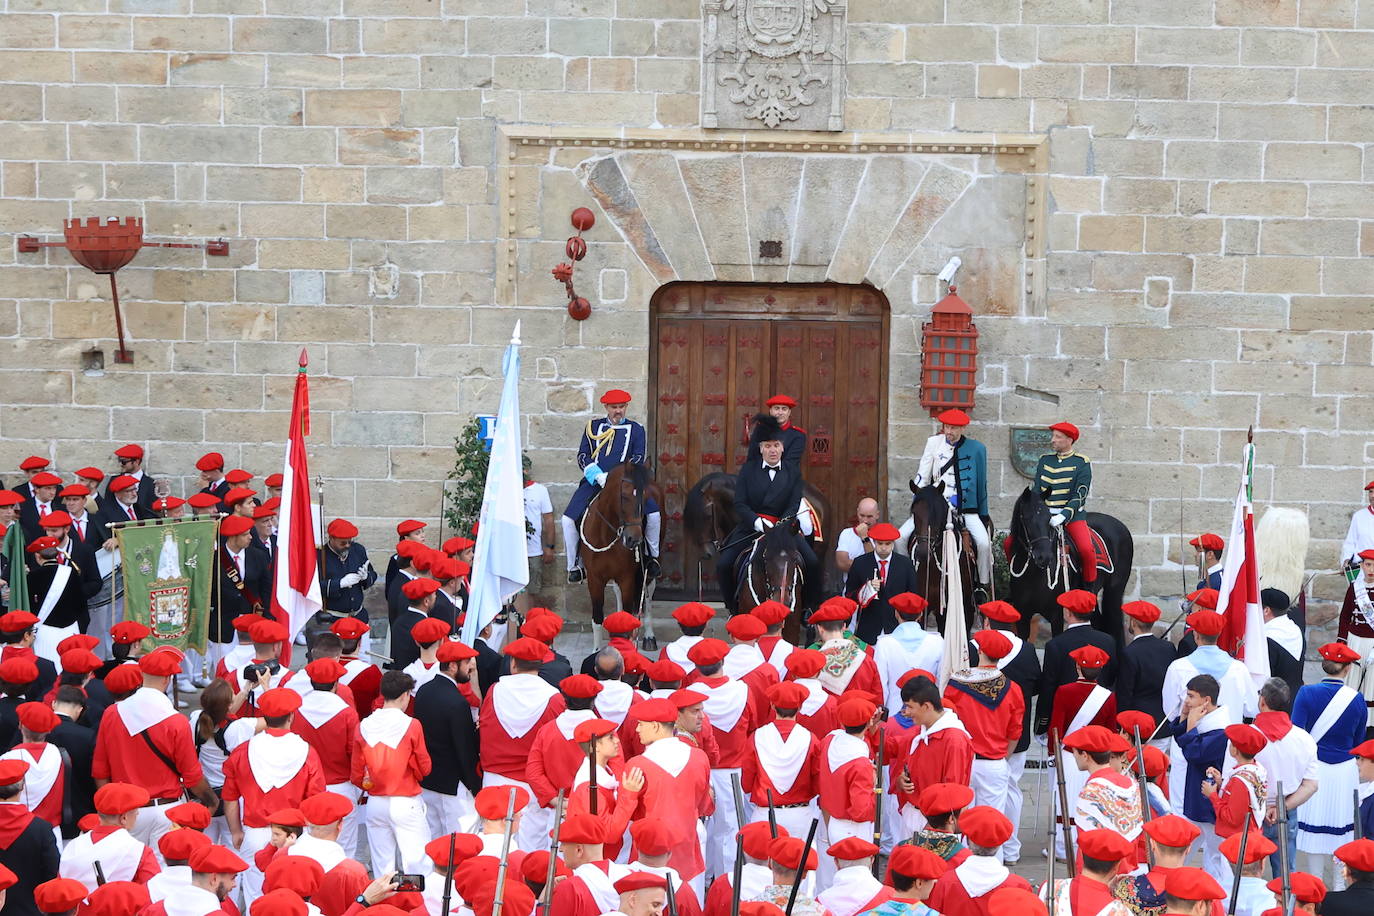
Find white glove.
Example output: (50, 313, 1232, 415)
(594, 472, 607, 487)
(1049, 512, 1065, 528)
(754, 517, 766, 533)
(340, 572, 363, 587)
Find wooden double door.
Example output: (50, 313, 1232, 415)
(650, 282, 889, 597)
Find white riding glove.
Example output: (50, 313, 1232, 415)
(339, 572, 363, 587)
(754, 517, 773, 532)
(1049, 512, 1065, 528)
(594, 472, 607, 487)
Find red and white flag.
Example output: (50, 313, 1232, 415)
(1216, 438, 1269, 685)
(271, 348, 322, 655)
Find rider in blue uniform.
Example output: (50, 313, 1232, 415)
(561, 388, 661, 583)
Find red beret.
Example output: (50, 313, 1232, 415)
(224, 469, 253, 485)
(768, 835, 817, 872)
(249, 618, 288, 644)
(672, 602, 715, 627)
(629, 819, 676, 856)
(784, 648, 825, 679)
(251, 888, 308, 916)
(960, 806, 1014, 848)
(299, 792, 354, 826)
(602, 611, 641, 635)
(0, 864, 17, 892)
(837, 695, 875, 728)
(1049, 421, 1079, 441)
(257, 688, 302, 718)
(425, 832, 485, 869)
(889, 593, 928, 619)
(1143, 814, 1200, 848)
(60, 648, 102, 675)
(1190, 533, 1225, 552)
(1166, 868, 1227, 902)
(646, 659, 686, 683)
(75, 467, 105, 483)
(1321, 642, 1362, 664)
(768, 682, 809, 710)
(326, 518, 358, 538)
(396, 519, 426, 536)
(973, 629, 1012, 660)
(220, 515, 253, 537)
(159, 826, 212, 861)
(521, 850, 570, 887)
(95, 782, 151, 815)
(110, 620, 151, 644)
(630, 698, 679, 724)
(521, 614, 562, 643)
(394, 540, 422, 559)
(1068, 645, 1109, 670)
(0, 491, 22, 507)
(402, 578, 441, 602)
(1187, 588, 1219, 610)
(252, 505, 277, 520)
(916, 782, 975, 817)
(600, 389, 632, 405)
(1362, 549, 1374, 561)
(29, 472, 62, 488)
(766, 394, 797, 408)
(752, 600, 790, 626)
(152, 496, 185, 512)
(166, 802, 213, 830)
(669, 688, 708, 709)
(979, 600, 1021, 624)
(808, 595, 857, 624)
(470, 882, 534, 916)
(560, 674, 603, 699)
(264, 473, 283, 487)
(304, 658, 346, 684)
(85, 881, 150, 915)
(186, 492, 221, 510)
(190, 844, 249, 875)
(104, 664, 144, 694)
(474, 785, 529, 819)
(1078, 828, 1134, 862)
(1352, 739, 1374, 760)
(264, 854, 324, 898)
(1336, 839, 1374, 872)
(1116, 710, 1156, 739)
(1186, 610, 1225, 637)
(1131, 745, 1170, 782)
(330, 617, 370, 639)
(108, 476, 139, 494)
(687, 638, 729, 667)
(19, 456, 49, 471)
(503, 637, 553, 663)
(443, 536, 475, 554)
(0, 656, 38, 685)
(26, 535, 60, 554)
(0, 759, 29, 785)
(1063, 725, 1113, 754)
(1225, 723, 1268, 757)
(572, 718, 619, 744)
(38, 510, 72, 528)
(77, 814, 99, 832)
(410, 616, 451, 644)
(868, 523, 901, 542)
(223, 487, 255, 506)
(0, 610, 39, 633)
(613, 872, 666, 894)
(1265, 872, 1325, 904)
(986, 889, 1048, 916)
(114, 444, 145, 461)
(196, 452, 225, 471)
(17, 701, 58, 734)
(436, 640, 479, 663)
(558, 813, 607, 845)
(138, 647, 183, 676)
(1221, 830, 1276, 865)
(888, 845, 948, 881)
(34, 877, 89, 913)
(430, 556, 460, 580)
(829, 837, 880, 862)
(410, 548, 439, 573)
(58, 484, 89, 499)
(726, 614, 766, 641)
(1122, 601, 1161, 624)
(936, 408, 970, 427)
(739, 821, 786, 860)
(1057, 589, 1097, 616)
(57, 633, 99, 654)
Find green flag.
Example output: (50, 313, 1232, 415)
(2, 522, 29, 614)
(116, 518, 218, 653)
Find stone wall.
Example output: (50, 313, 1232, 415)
(1, 0, 1371, 608)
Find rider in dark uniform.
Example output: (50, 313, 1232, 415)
(561, 388, 661, 583)
(715, 414, 819, 615)
(766, 394, 807, 468)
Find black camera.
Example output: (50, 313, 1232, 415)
(243, 663, 270, 683)
(393, 873, 426, 893)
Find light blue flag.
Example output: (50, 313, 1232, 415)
(461, 322, 530, 645)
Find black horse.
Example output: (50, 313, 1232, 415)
(1007, 486, 1133, 644)
(904, 483, 977, 630)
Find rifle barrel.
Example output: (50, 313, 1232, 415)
(1277, 782, 1294, 916)
(1227, 809, 1251, 916)
(441, 832, 457, 916)
(492, 790, 519, 916)
(1051, 729, 1077, 877)
(766, 789, 778, 839)
(730, 833, 744, 916)
(1357, 788, 1365, 841)
(731, 772, 747, 832)
(540, 791, 566, 914)
(665, 870, 680, 916)
(1132, 726, 1155, 869)
(784, 819, 819, 916)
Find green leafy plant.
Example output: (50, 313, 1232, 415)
(445, 418, 489, 538)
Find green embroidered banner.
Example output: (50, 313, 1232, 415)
(115, 517, 218, 653)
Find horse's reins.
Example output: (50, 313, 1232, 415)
(579, 473, 646, 553)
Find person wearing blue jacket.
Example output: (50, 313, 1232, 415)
(909, 408, 990, 589)
(1171, 673, 1233, 888)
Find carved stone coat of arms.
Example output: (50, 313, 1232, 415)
(702, 0, 847, 131)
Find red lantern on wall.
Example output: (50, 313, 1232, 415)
(919, 286, 979, 413)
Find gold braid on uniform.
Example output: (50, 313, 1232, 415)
(586, 419, 619, 463)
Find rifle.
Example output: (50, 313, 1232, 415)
(1226, 807, 1251, 916)
(784, 819, 819, 916)
(731, 772, 748, 832)
(441, 832, 457, 916)
(730, 833, 745, 916)
(665, 870, 680, 916)
(1277, 782, 1294, 916)
(588, 744, 599, 816)
(1044, 745, 1057, 916)
(539, 790, 566, 915)
(94, 860, 107, 887)
(766, 789, 778, 838)
(873, 734, 886, 878)
(1357, 788, 1365, 841)
(492, 789, 518, 916)
(1132, 726, 1155, 868)
(1051, 729, 1077, 876)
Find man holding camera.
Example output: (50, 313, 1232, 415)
(222, 618, 295, 719)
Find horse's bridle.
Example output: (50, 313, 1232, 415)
(582, 469, 645, 553)
(1014, 502, 1058, 570)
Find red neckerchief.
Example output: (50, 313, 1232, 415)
(0, 803, 34, 846)
(1253, 710, 1293, 741)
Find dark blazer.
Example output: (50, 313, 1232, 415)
(104, 475, 157, 512)
(65, 513, 108, 553)
(430, 591, 459, 632)
(96, 498, 156, 533)
(80, 675, 115, 731)
(1034, 623, 1118, 734)
(497, 650, 573, 688)
(1116, 634, 1177, 726)
(474, 638, 502, 695)
(26, 562, 89, 631)
(17, 498, 60, 541)
(1323, 883, 1374, 916)
(414, 674, 482, 797)
(26, 539, 101, 602)
(0, 812, 61, 916)
(390, 608, 427, 671)
(845, 551, 919, 644)
(731, 460, 804, 536)
(208, 543, 272, 644)
(321, 543, 377, 616)
(48, 713, 97, 826)
(0, 695, 20, 751)
(981, 630, 1042, 754)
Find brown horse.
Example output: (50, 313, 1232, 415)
(904, 483, 978, 630)
(578, 462, 659, 625)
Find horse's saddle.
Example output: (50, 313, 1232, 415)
(1061, 526, 1115, 574)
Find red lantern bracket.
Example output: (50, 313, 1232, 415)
(18, 217, 230, 364)
(552, 207, 595, 321)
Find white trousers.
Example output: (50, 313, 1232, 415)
(482, 773, 545, 852)
(1052, 750, 1089, 858)
(898, 512, 991, 584)
(1346, 634, 1374, 726)
(366, 794, 430, 875)
(819, 816, 868, 885)
(1003, 751, 1028, 860)
(1199, 823, 1230, 890)
(328, 781, 363, 861)
(562, 517, 582, 572)
(423, 786, 478, 839)
(749, 801, 821, 849)
(132, 804, 175, 864)
(34, 622, 77, 670)
(238, 824, 271, 904)
(972, 757, 1011, 861)
(707, 769, 749, 880)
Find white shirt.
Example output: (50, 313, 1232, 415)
(1343, 505, 1374, 564)
(523, 481, 552, 558)
(836, 526, 869, 562)
(1254, 718, 1318, 804)
(1161, 649, 1257, 720)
